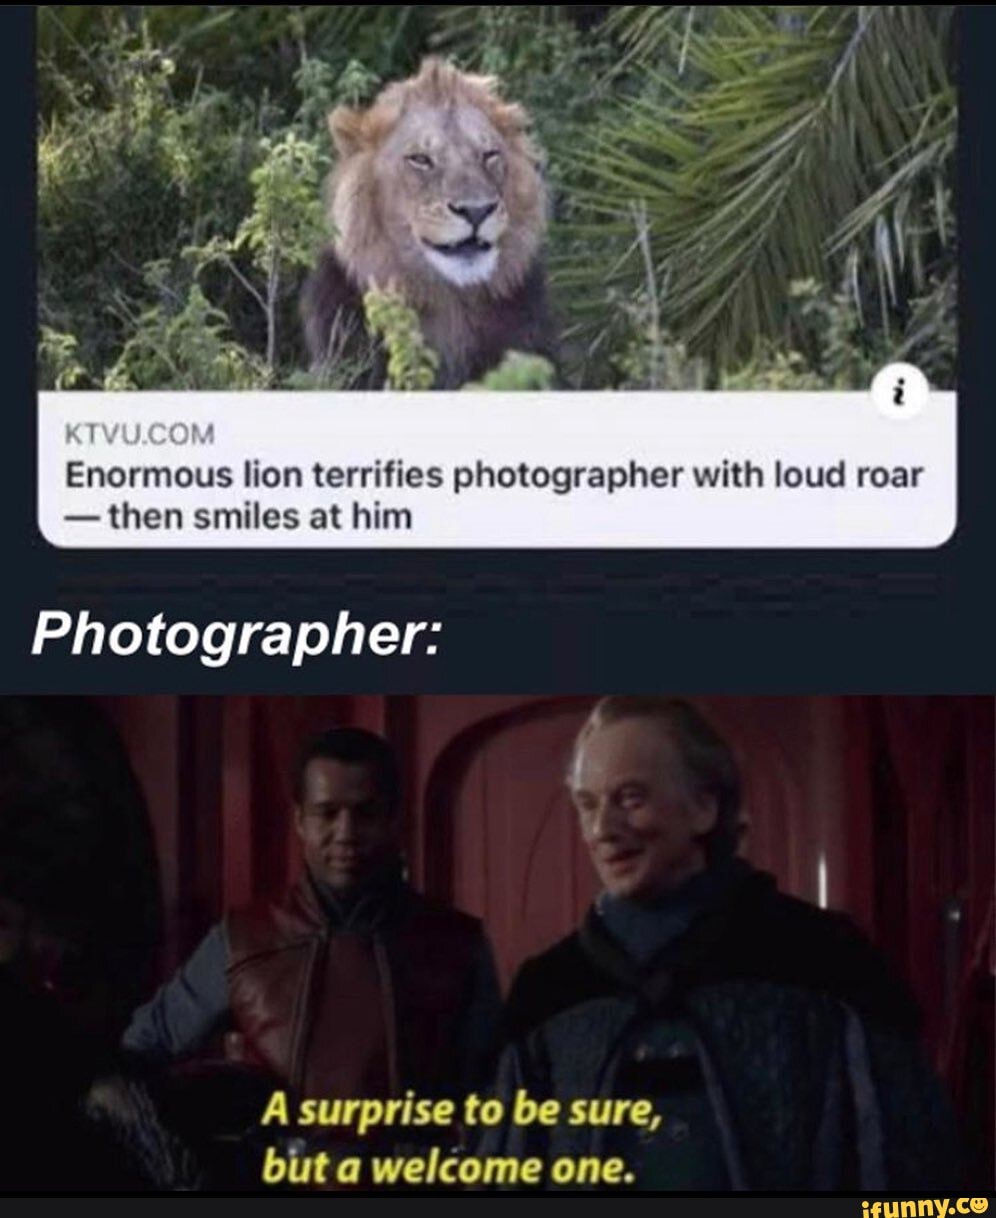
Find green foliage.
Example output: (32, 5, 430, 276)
(38, 6, 957, 392)
(103, 273, 268, 391)
(897, 272, 957, 388)
(38, 7, 430, 116)
(39, 33, 249, 376)
(612, 310, 709, 391)
(464, 352, 557, 392)
(39, 328, 90, 391)
(560, 6, 957, 385)
(363, 288, 439, 391)
(38, 8, 363, 390)
(186, 131, 326, 368)
(719, 279, 938, 390)
(236, 134, 326, 276)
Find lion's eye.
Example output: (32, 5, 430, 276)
(483, 150, 502, 167)
(406, 153, 434, 171)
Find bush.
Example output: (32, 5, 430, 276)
(38, 6, 957, 392)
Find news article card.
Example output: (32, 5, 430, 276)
(21, 4, 992, 691)
(2, 3, 994, 1203)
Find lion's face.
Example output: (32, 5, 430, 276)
(328, 60, 546, 300)
(377, 101, 510, 288)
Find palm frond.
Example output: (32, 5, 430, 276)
(558, 5, 956, 367)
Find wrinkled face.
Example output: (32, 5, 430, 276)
(570, 719, 717, 902)
(295, 759, 399, 891)
(376, 101, 512, 288)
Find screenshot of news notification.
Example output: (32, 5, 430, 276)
(39, 368, 955, 551)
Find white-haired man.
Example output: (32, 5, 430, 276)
(487, 697, 959, 1192)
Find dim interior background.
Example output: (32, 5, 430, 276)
(38, 6, 956, 391)
(95, 694, 993, 1162)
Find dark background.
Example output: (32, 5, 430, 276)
(5, 5, 996, 692)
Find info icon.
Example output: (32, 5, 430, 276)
(871, 363, 930, 421)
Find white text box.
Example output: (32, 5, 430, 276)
(38, 392, 957, 549)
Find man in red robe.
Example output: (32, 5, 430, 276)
(124, 727, 500, 1180)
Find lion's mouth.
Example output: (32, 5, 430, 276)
(424, 236, 494, 260)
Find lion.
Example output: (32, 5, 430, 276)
(301, 58, 557, 389)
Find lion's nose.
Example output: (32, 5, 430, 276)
(448, 201, 498, 230)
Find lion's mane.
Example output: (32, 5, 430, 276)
(301, 58, 556, 388)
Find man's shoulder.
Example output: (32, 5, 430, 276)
(707, 873, 920, 1033)
(223, 887, 317, 963)
(745, 880, 867, 950)
(500, 874, 921, 1041)
(513, 929, 590, 981)
(734, 878, 880, 971)
(501, 930, 612, 1046)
